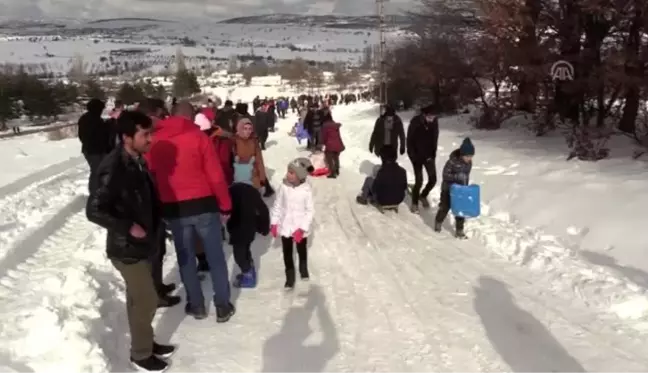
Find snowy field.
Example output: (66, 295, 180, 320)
(2, 102, 648, 371)
(0, 20, 394, 73)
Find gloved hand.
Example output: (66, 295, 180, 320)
(457, 173, 468, 185)
(293, 229, 305, 243)
(270, 224, 278, 238)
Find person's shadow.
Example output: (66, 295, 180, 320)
(473, 276, 585, 372)
(261, 285, 339, 372)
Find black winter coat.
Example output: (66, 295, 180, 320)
(86, 147, 162, 262)
(216, 107, 236, 132)
(78, 112, 113, 155)
(406, 114, 440, 163)
(254, 110, 271, 136)
(373, 161, 408, 206)
(227, 183, 270, 246)
(303, 109, 323, 134)
(441, 149, 472, 191)
(369, 114, 405, 156)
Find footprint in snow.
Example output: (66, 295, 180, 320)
(481, 163, 519, 176)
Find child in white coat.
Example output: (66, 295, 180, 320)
(270, 157, 315, 289)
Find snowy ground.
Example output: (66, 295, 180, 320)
(1, 103, 648, 371)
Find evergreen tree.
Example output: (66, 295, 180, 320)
(0, 78, 19, 131)
(84, 79, 106, 100)
(116, 82, 145, 105)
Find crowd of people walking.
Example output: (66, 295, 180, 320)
(77, 89, 473, 372)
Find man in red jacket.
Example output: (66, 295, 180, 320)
(145, 101, 235, 323)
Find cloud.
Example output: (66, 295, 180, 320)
(0, 0, 414, 19)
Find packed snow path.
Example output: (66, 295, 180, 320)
(0, 104, 647, 371)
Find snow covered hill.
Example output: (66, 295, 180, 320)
(1, 103, 648, 371)
(0, 15, 408, 74)
(0, 1, 414, 20)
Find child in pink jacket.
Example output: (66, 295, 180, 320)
(270, 157, 315, 289)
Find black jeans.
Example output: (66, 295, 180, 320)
(281, 236, 308, 275)
(84, 153, 105, 194)
(435, 188, 465, 231)
(325, 151, 340, 175)
(233, 242, 253, 273)
(410, 158, 437, 205)
(150, 224, 167, 296)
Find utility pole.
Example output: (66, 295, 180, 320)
(376, 0, 387, 107)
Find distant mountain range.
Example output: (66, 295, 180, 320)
(219, 14, 411, 29)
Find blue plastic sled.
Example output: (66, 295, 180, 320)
(450, 184, 480, 218)
(295, 122, 310, 144)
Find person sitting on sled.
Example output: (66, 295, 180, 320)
(356, 145, 407, 207)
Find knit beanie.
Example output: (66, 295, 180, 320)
(459, 137, 475, 156)
(288, 157, 314, 182)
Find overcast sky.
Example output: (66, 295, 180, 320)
(0, 0, 414, 20)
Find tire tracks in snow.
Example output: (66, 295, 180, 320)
(0, 212, 122, 372)
(0, 163, 88, 266)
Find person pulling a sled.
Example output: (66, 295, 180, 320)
(356, 145, 407, 208)
(270, 158, 315, 289)
(434, 137, 474, 239)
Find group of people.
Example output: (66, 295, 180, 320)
(76, 90, 475, 371)
(362, 104, 475, 239)
(79, 95, 317, 372)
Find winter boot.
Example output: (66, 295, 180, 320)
(410, 203, 419, 214)
(327, 172, 337, 179)
(152, 342, 176, 359)
(196, 253, 210, 272)
(433, 221, 442, 233)
(157, 295, 181, 309)
(299, 263, 309, 281)
(420, 196, 431, 209)
(215, 302, 236, 323)
(356, 195, 368, 205)
(130, 355, 168, 372)
(184, 303, 207, 320)
(284, 269, 296, 289)
(455, 228, 467, 239)
(234, 269, 257, 288)
(263, 183, 275, 198)
(159, 283, 176, 296)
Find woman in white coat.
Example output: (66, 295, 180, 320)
(270, 157, 315, 289)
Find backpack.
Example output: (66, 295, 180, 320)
(233, 156, 255, 185)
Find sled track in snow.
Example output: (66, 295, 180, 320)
(0, 163, 88, 263)
(0, 156, 84, 198)
(333, 178, 648, 370)
(0, 211, 118, 371)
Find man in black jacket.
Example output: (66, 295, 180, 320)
(303, 103, 323, 149)
(85, 111, 175, 373)
(369, 105, 406, 158)
(216, 100, 235, 132)
(78, 98, 113, 193)
(406, 104, 440, 213)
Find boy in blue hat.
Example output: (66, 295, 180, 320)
(434, 137, 474, 239)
